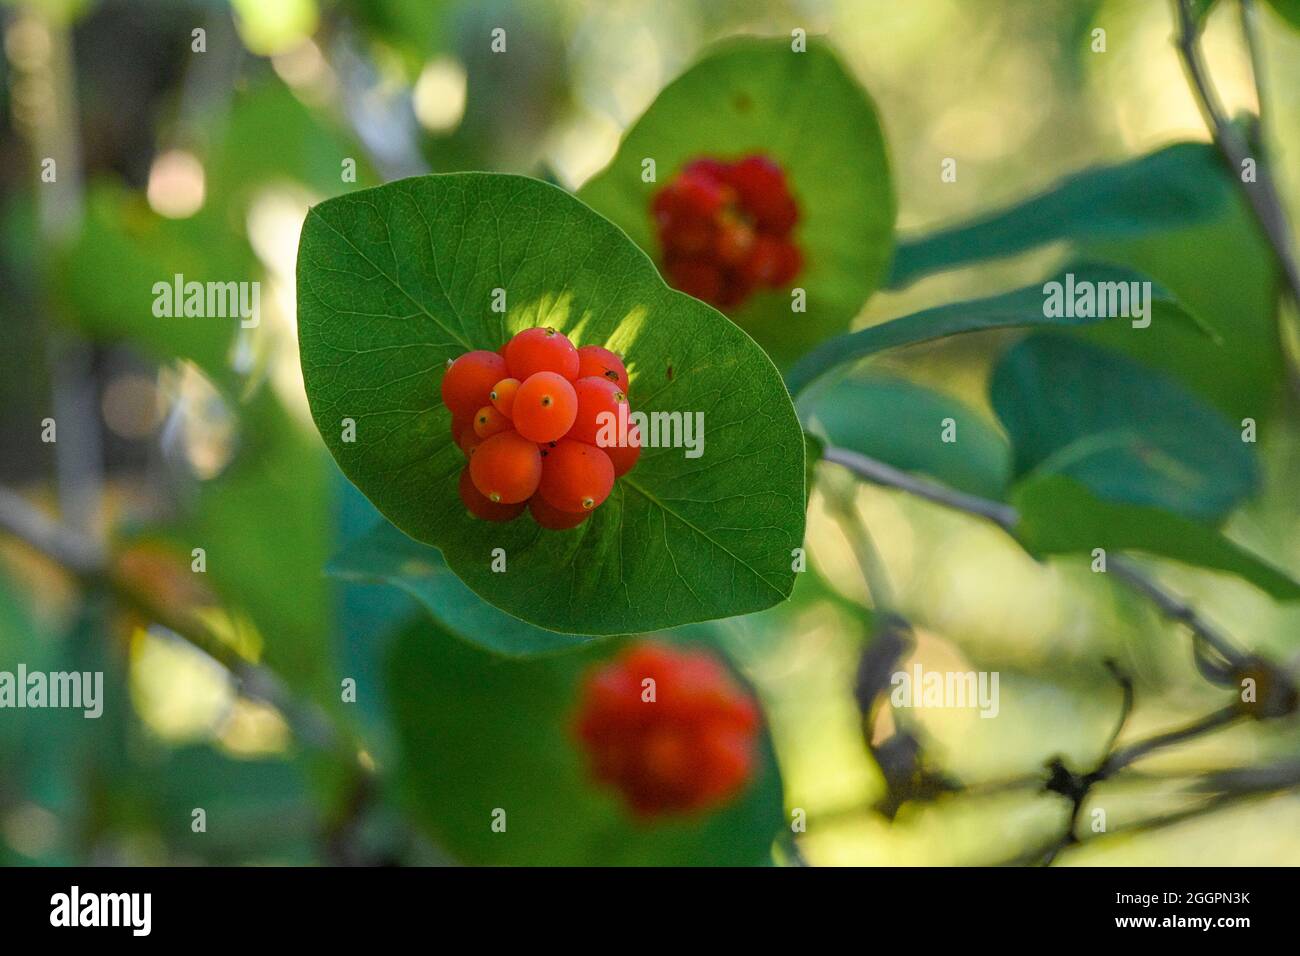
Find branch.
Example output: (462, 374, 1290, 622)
(822, 473, 896, 611)
(1172, 0, 1300, 307)
(821, 446, 1018, 531)
(821, 443, 1251, 670)
(0, 485, 104, 575)
(0, 485, 354, 760)
(1100, 705, 1242, 777)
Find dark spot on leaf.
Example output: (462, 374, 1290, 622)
(733, 92, 752, 112)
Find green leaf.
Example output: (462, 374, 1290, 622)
(785, 262, 1208, 397)
(1013, 475, 1300, 600)
(327, 518, 598, 656)
(1076, 181, 1283, 423)
(578, 36, 894, 367)
(802, 374, 1011, 500)
(55, 184, 252, 385)
(1264, 0, 1300, 30)
(296, 172, 807, 636)
(888, 143, 1231, 289)
(387, 619, 784, 865)
(992, 335, 1256, 522)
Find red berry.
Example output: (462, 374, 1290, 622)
(715, 271, 756, 309)
(715, 218, 756, 266)
(728, 154, 798, 233)
(473, 404, 510, 439)
(576, 345, 630, 393)
(529, 494, 590, 530)
(573, 641, 760, 817)
(604, 423, 641, 477)
(489, 378, 520, 418)
(458, 429, 483, 458)
(662, 170, 729, 220)
(658, 214, 716, 257)
(505, 327, 579, 381)
(513, 371, 578, 443)
(451, 413, 474, 446)
(667, 258, 723, 306)
(770, 240, 803, 285)
(459, 467, 525, 522)
(538, 439, 614, 513)
(682, 157, 732, 184)
(569, 376, 626, 446)
(470, 431, 543, 504)
(441, 350, 508, 420)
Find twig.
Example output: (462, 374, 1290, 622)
(0, 485, 353, 760)
(1172, 0, 1300, 307)
(1239, 0, 1270, 131)
(822, 473, 896, 611)
(821, 444, 1252, 671)
(0, 485, 104, 575)
(1109, 556, 1247, 669)
(821, 446, 1018, 532)
(1100, 705, 1242, 777)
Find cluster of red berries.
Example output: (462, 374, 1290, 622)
(574, 641, 760, 818)
(441, 327, 641, 529)
(652, 154, 803, 310)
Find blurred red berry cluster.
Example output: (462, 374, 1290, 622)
(574, 641, 760, 818)
(651, 154, 803, 310)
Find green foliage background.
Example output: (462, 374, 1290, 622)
(2, 0, 1300, 867)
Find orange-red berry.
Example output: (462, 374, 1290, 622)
(489, 377, 520, 418)
(576, 345, 629, 393)
(470, 430, 543, 504)
(569, 376, 626, 446)
(603, 423, 641, 478)
(573, 641, 760, 817)
(458, 467, 525, 522)
(538, 439, 614, 513)
(441, 350, 508, 420)
(505, 327, 579, 381)
(513, 371, 578, 443)
(529, 494, 590, 530)
(458, 429, 483, 458)
(473, 404, 510, 439)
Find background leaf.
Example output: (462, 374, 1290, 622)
(1013, 475, 1300, 600)
(387, 618, 784, 865)
(992, 335, 1257, 521)
(327, 518, 599, 656)
(785, 262, 1206, 396)
(1264, 0, 1300, 30)
(1076, 196, 1283, 424)
(887, 143, 1231, 288)
(296, 172, 807, 636)
(802, 373, 1011, 500)
(578, 36, 895, 367)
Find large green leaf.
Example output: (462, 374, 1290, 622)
(1077, 194, 1283, 423)
(801, 374, 1011, 500)
(887, 143, 1231, 288)
(327, 518, 598, 656)
(387, 619, 784, 865)
(296, 172, 806, 636)
(991, 335, 1257, 522)
(579, 36, 894, 367)
(785, 262, 1208, 397)
(1013, 476, 1300, 601)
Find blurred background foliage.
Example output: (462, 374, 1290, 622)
(1, 0, 1299, 865)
